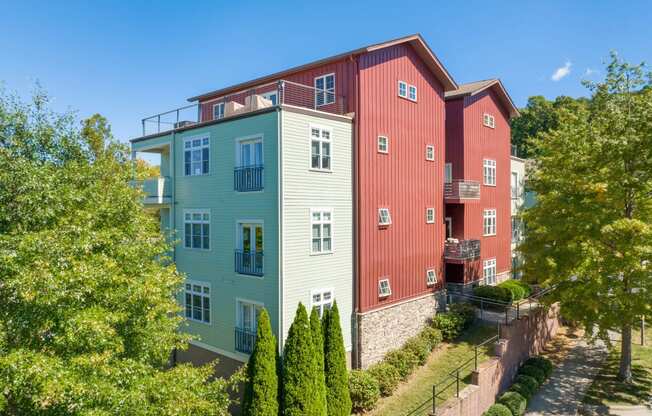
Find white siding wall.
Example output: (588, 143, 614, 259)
(280, 109, 354, 351)
(510, 157, 526, 216)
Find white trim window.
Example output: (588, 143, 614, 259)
(184, 136, 210, 176)
(426, 208, 435, 224)
(377, 135, 389, 154)
(310, 289, 334, 317)
(483, 113, 496, 128)
(484, 259, 497, 285)
(378, 208, 392, 226)
(310, 126, 331, 171)
(511, 171, 519, 199)
(378, 278, 391, 297)
(213, 102, 225, 120)
(408, 85, 417, 101)
(426, 145, 435, 161)
(483, 159, 496, 186)
(314, 73, 335, 106)
(398, 81, 407, 98)
(426, 269, 437, 286)
(311, 209, 333, 254)
(236, 299, 263, 333)
(483, 209, 497, 236)
(184, 210, 210, 249)
(185, 281, 210, 323)
(444, 163, 452, 183)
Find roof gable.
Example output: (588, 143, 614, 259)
(445, 79, 519, 118)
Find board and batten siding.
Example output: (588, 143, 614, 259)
(280, 108, 354, 351)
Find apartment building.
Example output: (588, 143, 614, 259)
(131, 34, 519, 371)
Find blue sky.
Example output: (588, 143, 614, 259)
(1, 0, 650, 145)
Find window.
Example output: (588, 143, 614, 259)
(398, 81, 407, 98)
(483, 159, 496, 186)
(511, 216, 521, 243)
(311, 209, 333, 254)
(426, 269, 437, 286)
(378, 278, 391, 297)
(426, 208, 435, 224)
(483, 113, 496, 128)
(213, 102, 225, 120)
(444, 163, 452, 183)
(310, 126, 331, 171)
(185, 281, 210, 323)
(184, 210, 210, 249)
(408, 85, 417, 101)
(261, 91, 278, 106)
(236, 299, 263, 332)
(378, 208, 392, 226)
(511, 172, 519, 199)
(311, 289, 334, 317)
(483, 259, 497, 285)
(238, 137, 263, 168)
(236, 222, 264, 275)
(426, 145, 435, 161)
(377, 136, 389, 154)
(483, 209, 497, 236)
(315, 74, 335, 106)
(184, 136, 210, 176)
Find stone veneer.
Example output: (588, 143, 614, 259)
(356, 292, 445, 369)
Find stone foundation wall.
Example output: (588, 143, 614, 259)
(356, 292, 445, 369)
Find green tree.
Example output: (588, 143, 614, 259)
(310, 307, 327, 415)
(243, 308, 278, 416)
(282, 303, 318, 415)
(322, 302, 351, 416)
(520, 53, 652, 382)
(0, 89, 235, 414)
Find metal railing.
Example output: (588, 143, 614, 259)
(444, 180, 481, 200)
(234, 327, 256, 354)
(141, 79, 347, 136)
(444, 239, 481, 261)
(235, 250, 264, 276)
(234, 165, 264, 192)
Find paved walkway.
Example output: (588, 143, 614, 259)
(525, 339, 608, 416)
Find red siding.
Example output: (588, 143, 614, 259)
(357, 44, 446, 312)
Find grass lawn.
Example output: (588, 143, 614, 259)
(583, 329, 652, 406)
(368, 324, 498, 416)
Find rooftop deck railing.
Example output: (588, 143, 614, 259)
(444, 180, 481, 200)
(141, 80, 347, 136)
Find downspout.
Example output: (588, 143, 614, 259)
(351, 55, 361, 368)
(277, 104, 284, 355)
(171, 129, 177, 366)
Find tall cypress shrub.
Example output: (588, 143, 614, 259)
(242, 308, 278, 416)
(310, 307, 328, 415)
(282, 303, 318, 415)
(323, 301, 352, 416)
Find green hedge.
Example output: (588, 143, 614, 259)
(524, 356, 553, 378)
(483, 403, 513, 416)
(518, 365, 545, 385)
(497, 280, 531, 301)
(419, 326, 443, 351)
(403, 335, 431, 366)
(349, 370, 380, 413)
(513, 374, 539, 398)
(508, 383, 531, 401)
(367, 362, 401, 397)
(473, 285, 513, 304)
(384, 349, 419, 380)
(498, 391, 527, 416)
(449, 303, 476, 329)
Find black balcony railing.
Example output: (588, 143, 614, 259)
(444, 239, 481, 261)
(235, 250, 264, 276)
(235, 327, 256, 354)
(234, 165, 264, 192)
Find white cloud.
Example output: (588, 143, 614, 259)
(551, 61, 572, 81)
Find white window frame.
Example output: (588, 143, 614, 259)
(426, 208, 435, 224)
(378, 208, 392, 226)
(261, 91, 278, 106)
(378, 278, 391, 297)
(483, 113, 496, 128)
(511, 171, 519, 199)
(310, 209, 333, 254)
(314, 73, 335, 107)
(483, 159, 496, 186)
(184, 209, 211, 250)
(310, 288, 334, 318)
(184, 280, 211, 324)
(426, 269, 437, 286)
(235, 135, 264, 168)
(213, 102, 225, 120)
(426, 145, 435, 161)
(377, 135, 389, 154)
(235, 298, 264, 331)
(483, 209, 497, 236)
(408, 85, 418, 102)
(398, 81, 408, 98)
(184, 136, 210, 176)
(484, 259, 497, 285)
(309, 125, 332, 172)
(444, 163, 452, 183)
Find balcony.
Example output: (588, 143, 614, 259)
(234, 327, 256, 354)
(234, 166, 264, 192)
(235, 250, 264, 276)
(132, 177, 171, 205)
(444, 180, 480, 202)
(444, 239, 481, 263)
(141, 80, 347, 137)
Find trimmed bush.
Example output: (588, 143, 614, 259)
(367, 362, 401, 397)
(431, 312, 465, 340)
(323, 302, 352, 416)
(310, 307, 327, 415)
(514, 374, 539, 396)
(525, 356, 553, 378)
(498, 391, 527, 416)
(473, 285, 513, 304)
(419, 326, 443, 351)
(449, 303, 476, 328)
(403, 335, 430, 365)
(508, 383, 531, 401)
(384, 349, 419, 380)
(349, 370, 380, 413)
(242, 308, 278, 416)
(518, 365, 545, 385)
(483, 403, 513, 416)
(498, 280, 527, 301)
